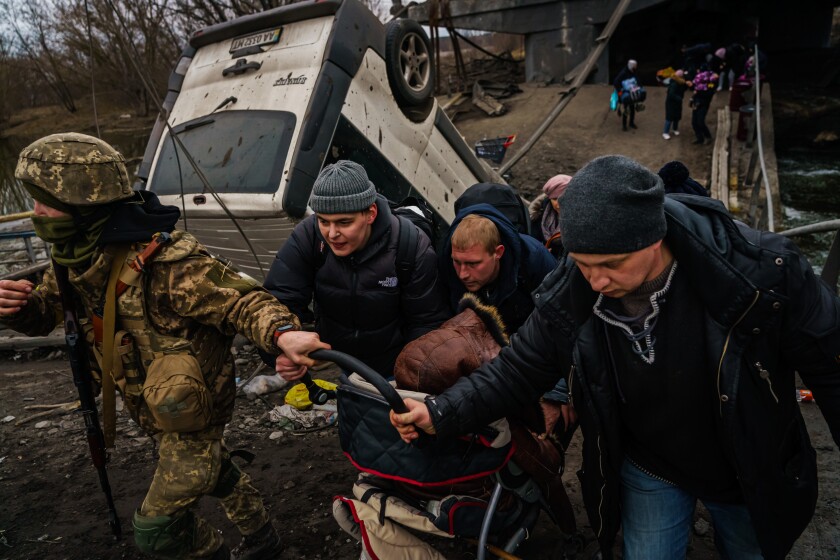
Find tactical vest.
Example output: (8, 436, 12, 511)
(81, 231, 236, 439)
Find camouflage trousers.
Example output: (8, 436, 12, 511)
(139, 431, 269, 558)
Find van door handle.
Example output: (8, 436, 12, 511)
(222, 58, 262, 77)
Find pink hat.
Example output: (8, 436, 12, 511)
(675, 69, 685, 78)
(542, 174, 573, 199)
(715, 47, 726, 59)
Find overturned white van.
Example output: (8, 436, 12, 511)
(136, 0, 499, 279)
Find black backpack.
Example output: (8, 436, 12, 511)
(453, 183, 531, 236)
(390, 196, 435, 242)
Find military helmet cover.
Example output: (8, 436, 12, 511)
(15, 132, 133, 206)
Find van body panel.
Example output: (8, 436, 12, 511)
(139, 0, 504, 280)
(189, 0, 342, 49)
(173, 215, 295, 278)
(149, 17, 333, 218)
(283, 61, 351, 217)
(341, 50, 485, 223)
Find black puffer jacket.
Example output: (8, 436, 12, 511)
(426, 196, 840, 559)
(264, 196, 449, 375)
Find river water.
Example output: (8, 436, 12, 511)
(777, 150, 840, 276)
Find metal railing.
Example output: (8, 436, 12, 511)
(0, 230, 51, 280)
(740, 45, 778, 232)
(752, 46, 774, 232)
(779, 220, 840, 294)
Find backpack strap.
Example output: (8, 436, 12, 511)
(92, 232, 172, 344)
(395, 216, 419, 288)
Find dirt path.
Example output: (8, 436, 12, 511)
(449, 83, 726, 199)
(0, 349, 837, 559)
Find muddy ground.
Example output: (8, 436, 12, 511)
(0, 343, 837, 560)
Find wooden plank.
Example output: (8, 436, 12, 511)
(0, 333, 66, 351)
(720, 110, 732, 211)
(711, 109, 730, 207)
(0, 260, 50, 281)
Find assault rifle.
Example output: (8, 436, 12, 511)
(53, 261, 122, 537)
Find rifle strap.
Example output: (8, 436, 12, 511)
(100, 245, 130, 448)
(93, 232, 172, 343)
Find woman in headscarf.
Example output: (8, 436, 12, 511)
(528, 173, 573, 257)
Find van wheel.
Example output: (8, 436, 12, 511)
(385, 19, 434, 109)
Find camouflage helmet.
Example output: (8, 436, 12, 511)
(15, 132, 134, 207)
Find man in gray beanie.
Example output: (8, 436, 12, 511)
(263, 160, 449, 377)
(392, 154, 840, 560)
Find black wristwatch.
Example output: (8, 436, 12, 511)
(272, 324, 297, 346)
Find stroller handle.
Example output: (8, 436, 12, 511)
(310, 349, 409, 414)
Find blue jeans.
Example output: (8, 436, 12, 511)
(664, 119, 679, 134)
(620, 460, 763, 560)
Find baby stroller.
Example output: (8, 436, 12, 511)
(311, 349, 580, 560)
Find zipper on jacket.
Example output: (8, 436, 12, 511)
(627, 457, 678, 486)
(716, 290, 760, 416)
(567, 365, 576, 408)
(754, 361, 779, 403)
(596, 435, 605, 539)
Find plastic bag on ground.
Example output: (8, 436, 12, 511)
(240, 374, 289, 401)
(269, 403, 337, 430)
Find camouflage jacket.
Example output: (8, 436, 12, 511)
(4, 231, 299, 435)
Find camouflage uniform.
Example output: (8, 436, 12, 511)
(8, 133, 296, 559)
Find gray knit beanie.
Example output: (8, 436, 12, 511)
(559, 155, 666, 254)
(309, 160, 377, 213)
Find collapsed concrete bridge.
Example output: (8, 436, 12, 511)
(403, 0, 839, 84)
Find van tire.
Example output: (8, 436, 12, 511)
(385, 19, 434, 111)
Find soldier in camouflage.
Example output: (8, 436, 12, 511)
(0, 133, 330, 559)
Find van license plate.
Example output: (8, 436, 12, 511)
(230, 28, 282, 53)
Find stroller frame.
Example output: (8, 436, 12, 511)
(313, 349, 556, 560)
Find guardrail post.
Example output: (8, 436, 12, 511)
(23, 237, 36, 264)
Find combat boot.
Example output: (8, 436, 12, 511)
(232, 521, 283, 560)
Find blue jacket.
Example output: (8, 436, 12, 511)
(441, 204, 557, 334)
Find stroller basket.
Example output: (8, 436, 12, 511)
(474, 135, 516, 165)
(308, 349, 514, 486)
(337, 374, 514, 486)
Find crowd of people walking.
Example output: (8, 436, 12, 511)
(612, 40, 767, 146)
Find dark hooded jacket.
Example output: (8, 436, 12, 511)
(263, 195, 449, 375)
(425, 196, 840, 559)
(441, 204, 557, 333)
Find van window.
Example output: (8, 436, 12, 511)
(151, 110, 296, 195)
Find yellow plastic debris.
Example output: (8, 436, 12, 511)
(284, 379, 337, 410)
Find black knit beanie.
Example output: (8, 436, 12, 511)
(658, 161, 690, 190)
(559, 155, 666, 254)
(309, 160, 377, 214)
